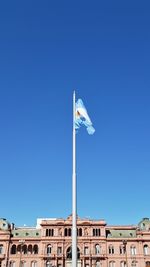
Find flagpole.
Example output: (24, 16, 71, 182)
(72, 90, 77, 267)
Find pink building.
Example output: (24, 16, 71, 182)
(0, 215, 150, 267)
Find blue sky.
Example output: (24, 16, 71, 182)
(0, 1, 150, 227)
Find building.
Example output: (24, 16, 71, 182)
(0, 215, 150, 267)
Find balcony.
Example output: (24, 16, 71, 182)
(92, 254, 107, 259)
(0, 254, 5, 260)
(41, 254, 56, 259)
(83, 254, 106, 259)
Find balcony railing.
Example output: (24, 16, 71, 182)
(0, 254, 5, 259)
(91, 254, 107, 259)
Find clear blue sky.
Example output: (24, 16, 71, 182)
(0, 1, 150, 227)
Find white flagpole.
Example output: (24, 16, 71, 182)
(72, 90, 77, 267)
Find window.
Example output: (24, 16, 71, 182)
(0, 245, 3, 254)
(22, 245, 27, 255)
(146, 262, 150, 267)
(109, 261, 115, 267)
(68, 228, 71, 236)
(28, 245, 32, 254)
(10, 261, 16, 267)
(47, 245, 52, 255)
(17, 245, 21, 254)
(109, 245, 114, 254)
(66, 247, 72, 259)
(64, 228, 72, 236)
(131, 261, 137, 267)
(95, 244, 100, 254)
(106, 230, 111, 237)
(93, 229, 100, 236)
(119, 245, 125, 255)
(77, 228, 82, 236)
(20, 261, 26, 267)
(130, 245, 136, 255)
(84, 247, 89, 255)
(33, 245, 38, 254)
(0, 261, 2, 267)
(96, 261, 100, 267)
(144, 245, 149, 255)
(31, 261, 37, 267)
(57, 247, 62, 255)
(84, 228, 89, 236)
(120, 262, 126, 267)
(46, 261, 52, 267)
(66, 247, 80, 259)
(64, 228, 67, 236)
(46, 229, 54, 237)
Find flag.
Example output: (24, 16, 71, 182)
(75, 99, 95, 135)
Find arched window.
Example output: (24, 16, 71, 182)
(120, 262, 126, 267)
(93, 229, 100, 236)
(64, 228, 67, 236)
(130, 245, 136, 255)
(51, 229, 54, 236)
(84, 246, 89, 255)
(20, 261, 26, 267)
(11, 245, 16, 255)
(47, 245, 52, 255)
(64, 228, 72, 236)
(109, 245, 114, 254)
(57, 246, 62, 255)
(0, 245, 3, 254)
(77, 247, 80, 259)
(119, 245, 125, 254)
(109, 261, 115, 267)
(80, 228, 82, 236)
(131, 260, 137, 267)
(66, 247, 72, 259)
(17, 245, 21, 254)
(46, 229, 54, 237)
(33, 245, 38, 254)
(96, 261, 100, 267)
(78, 228, 82, 236)
(66, 247, 80, 259)
(28, 245, 32, 254)
(68, 228, 71, 236)
(144, 245, 149, 255)
(31, 261, 37, 267)
(10, 261, 16, 267)
(46, 261, 52, 267)
(22, 245, 27, 255)
(95, 244, 100, 254)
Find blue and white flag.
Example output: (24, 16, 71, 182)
(75, 99, 95, 135)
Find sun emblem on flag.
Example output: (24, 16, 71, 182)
(76, 110, 81, 118)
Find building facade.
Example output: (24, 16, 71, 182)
(0, 215, 150, 267)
